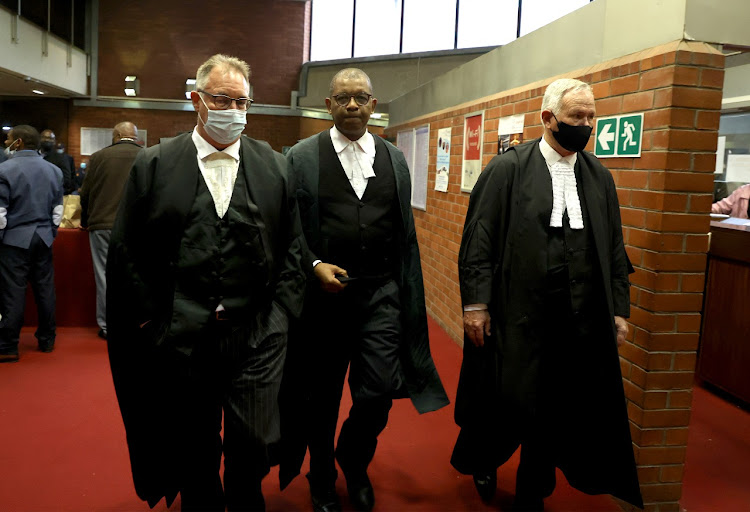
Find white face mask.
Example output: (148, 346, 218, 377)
(198, 94, 247, 144)
(4, 138, 20, 157)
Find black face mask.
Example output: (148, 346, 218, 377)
(551, 114, 592, 153)
(40, 141, 55, 152)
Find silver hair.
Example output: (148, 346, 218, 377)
(196, 54, 251, 93)
(541, 78, 593, 115)
(329, 68, 373, 96)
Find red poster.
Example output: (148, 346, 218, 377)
(464, 114, 482, 160)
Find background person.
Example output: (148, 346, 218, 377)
(712, 182, 750, 218)
(0, 125, 64, 362)
(40, 129, 74, 194)
(80, 121, 142, 340)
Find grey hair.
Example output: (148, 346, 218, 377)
(329, 68, 373, 96)
(196, 54, 251, 93)
(541, 78, 593, 115)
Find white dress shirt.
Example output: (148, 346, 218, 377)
(539, 137, 584, 230)
(330, 126, 376, 200)
(191, 128, 241, 219)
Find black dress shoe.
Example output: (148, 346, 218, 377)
(307, 474, 342, 512)
(346, 474, 374, 512)
(97, 329, 108, 340)
(473, 472, 497, 501)
(39, 344, 55, 353)
(0, 353, 20, 363)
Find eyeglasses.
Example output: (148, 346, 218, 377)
(332, 93, 372, 107)
(198, 89, 254, 110)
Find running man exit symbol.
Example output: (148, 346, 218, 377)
(594, 113, 643, 158)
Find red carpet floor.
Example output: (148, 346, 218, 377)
(0, 319, 748, 511)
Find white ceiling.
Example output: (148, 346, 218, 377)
(0, 67, 85, 99)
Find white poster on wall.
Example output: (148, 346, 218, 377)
(435, 127, 451, 193)
(726, 154, 750, 183)
(497, 114, 525, 154)
(412, 125, 429, 210)
(715, 135, 726, 174)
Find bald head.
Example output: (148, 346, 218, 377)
(328, 68, 373, 97)
(113, 122, 138, 142)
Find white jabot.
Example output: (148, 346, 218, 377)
(330, 126, 376, 199)
(539, 138, 583, 230)
(192, 127, 241, 218)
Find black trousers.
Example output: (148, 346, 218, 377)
(173, 303, 288, 512)
(513, 271, 605, 502)
(0, 233, 56, 353)
(306, 279, 402, 487)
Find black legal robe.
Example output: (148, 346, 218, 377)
(452, 139, 642, 508)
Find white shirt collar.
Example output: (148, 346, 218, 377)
(191, 127, 241, 162)
(330, 126, 375, 158)
(539, 136, 577, 168)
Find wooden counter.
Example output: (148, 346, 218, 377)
(698, 220, 750, 403)
(23, 228, 97, 327)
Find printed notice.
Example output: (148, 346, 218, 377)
(461, 112, 484, 193)
(435, 127, 451, 193)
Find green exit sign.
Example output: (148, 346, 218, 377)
(595, 113, 643, 158)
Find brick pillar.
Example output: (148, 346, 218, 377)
(610, 42, 724, 512)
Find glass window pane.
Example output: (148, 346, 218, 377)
(402, 0, 456, 54)
(354, 0, 402, 58)
(311, 0, 354, 61)
(457, 0, 518, 49)
(520, 0, 590, 37)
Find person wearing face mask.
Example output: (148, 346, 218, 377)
(451, 78, 642, 510)
(79, 121, 142, 340)
(0, 125, 64, 363)
(106, 54, 306, 512)
(40, 129, 74, 194)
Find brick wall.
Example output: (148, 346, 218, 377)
(385, 40, 723, 512)
(97, 0, 308, 106)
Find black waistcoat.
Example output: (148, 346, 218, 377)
(317, 131, 399, 279)
(542, 163, 603, 331)
(167, 168, 270, 354)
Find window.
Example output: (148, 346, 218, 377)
(402, 0, 456, 53)
(354, 0, 402, 58)
(311, 0, 354, 61)
(519, 0, 590, 37)
(309, 0, 595, 61)
(457, 0, 518, 49)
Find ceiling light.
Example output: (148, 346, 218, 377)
(185, 78, 196, 99)
(124, 75, 139, 97)
(2, 126, 12, 131)
(32, 89, 45, 95)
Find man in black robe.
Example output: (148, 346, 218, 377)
(106, 54, 305, 512)
(452, 78, 643, 510)
(286, 68, 449, 512)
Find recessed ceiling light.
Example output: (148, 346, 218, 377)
(32, 89, 45, 95)
(2, 126, 12, 131)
